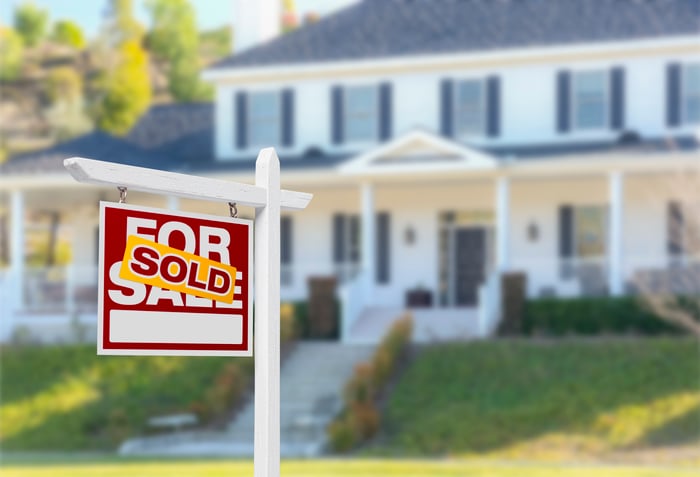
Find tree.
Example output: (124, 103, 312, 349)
(13, 2, 49, 47)
(103, 0, 144, 46)
(146, 0, 211, 102)
(52, 20, 85, 49)
(94, 40, 151, 135)
(44, 66, 82, 104)
(0, 26, 24, 80)
(281, 0, 298, 33)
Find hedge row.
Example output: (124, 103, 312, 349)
(328, 314, 413, 452)
(522, 296, 684, 336)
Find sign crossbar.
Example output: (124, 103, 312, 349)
(64, 155, 312, 210)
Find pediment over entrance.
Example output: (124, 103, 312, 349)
(338, 129, 497, 175)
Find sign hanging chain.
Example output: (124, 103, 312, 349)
(229, 202, 238, 218)
(118, 187, 128, 204)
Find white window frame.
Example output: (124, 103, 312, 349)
(343, 85, 379, 144)
(682, 63, 700, 125)
(453, 78, 486, 138)
(571, 69, 609, 131)
(247, 91, 281, 147)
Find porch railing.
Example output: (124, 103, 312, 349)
(509, 256, 609, 299)
(21, 265, 98, 314)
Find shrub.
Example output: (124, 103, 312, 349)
(329, 313, 413, 452)
(280, 303, 297, 343)
(327, 415, 357, 452)
(523, 296, 682, 336)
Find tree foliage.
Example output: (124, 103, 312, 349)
(146, 0, 211, 102)
(104, 0, 144, 46)
(52, 20, 85, 49)
(0, 27, 24, 81)
(94, 40, 151, 135)
(13, 2, 49, 47)
(44, 66, 83, 104)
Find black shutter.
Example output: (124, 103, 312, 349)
(667, 63, 681, 127)
(486, 76, 501, 137)
(376, 212, 390, 284)
(235, 91, 247, 149)
(610, 67, 625, 130)
(556, 71, 571, 133)
(333, 214, 346, 264)
(559, 205, 573, 278)
(668, 201, 684, 256)
(281, 216, 292, 265)
(379, 82, 392, 141)
(440, 78, 454, 137)
(281, 88, 294, 147)
(331, 85, 344, 144)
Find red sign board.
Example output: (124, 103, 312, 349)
(98, 202, 253, 356)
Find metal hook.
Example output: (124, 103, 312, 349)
(228, 202, 238, 218)
(118, 186, 127, 204)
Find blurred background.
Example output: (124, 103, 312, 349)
(0, 0, 698, 476)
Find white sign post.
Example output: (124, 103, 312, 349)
(64, 148, 311, 477)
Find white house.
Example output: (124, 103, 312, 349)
(1, 0, 699, 343)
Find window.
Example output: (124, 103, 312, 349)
(454, 79, 485, 136)
(572, 70, 608, 130)
(333, 213, 361, 282)
(344, 86, 377, 142)
(573, 206, 607, 258)
(248, 91, 280, 146)
(683, 63, 700, 124)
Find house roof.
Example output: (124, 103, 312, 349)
(0, 130, 170, 176)
(210, 0, 699, 71)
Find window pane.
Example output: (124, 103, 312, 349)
(248, 92, 279, 146)
(574, 71, 606, 129)
(684, 64, 700, 124)
(574, 206, 606, 258)
(344, 86, 377, 142)
(455, 79, 484, 135)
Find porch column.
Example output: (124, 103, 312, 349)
(361, 182, 375, 301)
(496, 176, 510, 272)
(11, 189, 24, 309)
(167, 196, 179, 210)
(608, 171, 624, 296)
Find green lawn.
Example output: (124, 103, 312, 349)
(0, 345, 253, 450)
(1, 458, 697, 477)
(378, 338, 700, 463)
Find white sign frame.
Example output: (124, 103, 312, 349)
(65, 148, 310, 477)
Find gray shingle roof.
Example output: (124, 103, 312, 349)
(210, 0, 700, 70)
(0, 131, 170, 175)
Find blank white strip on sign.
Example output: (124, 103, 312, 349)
(234, 286, 242, 295)
(236, 272, 243, 280)
(110, 310, 243, 344)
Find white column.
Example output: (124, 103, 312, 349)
(608, 171, 624, 296)
(361, 182, 375, 302)
(11, 189, 24, 309)
(496, 176, 510, 272)
(167, 196, 179, 210)
(254, 150, 281, 477)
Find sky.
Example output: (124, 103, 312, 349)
(1, 0, 358, 37)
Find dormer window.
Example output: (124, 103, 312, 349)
(344, 85, 378, 142)
(683, 63, 700, 124)
(572, 70, 608, 130)
(455, 79, 485, 136)
(248, 91, 280, 146)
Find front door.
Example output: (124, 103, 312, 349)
(453, 227, 486, 306)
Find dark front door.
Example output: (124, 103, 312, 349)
(453, 227, 486, 306)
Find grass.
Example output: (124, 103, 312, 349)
(1, 457, 698, 477)
(0, 345, 253, 450)
(378, 338, 700, 462)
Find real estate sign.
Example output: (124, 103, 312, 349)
(97, 202, 253, 356)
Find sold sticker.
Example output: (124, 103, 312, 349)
(120, 235, 238, 304)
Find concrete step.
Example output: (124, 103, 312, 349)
(119, 341, 375, 457)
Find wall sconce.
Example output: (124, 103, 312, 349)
(527, 222, 539, 242)
(405, 226, 416, 245)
